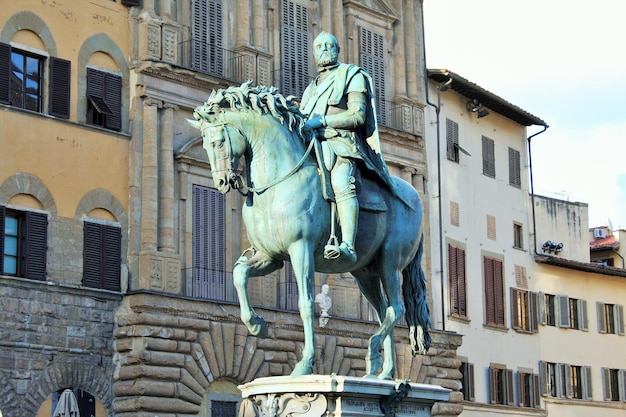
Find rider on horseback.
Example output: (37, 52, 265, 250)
(301, 32, 399, 264)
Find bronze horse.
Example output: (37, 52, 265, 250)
(190, 83, 431, 379)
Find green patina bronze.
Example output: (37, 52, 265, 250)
(190, 58, 431, 379)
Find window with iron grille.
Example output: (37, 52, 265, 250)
(448, 244, 467, 318)
(508, 147, 521, 188)
(482, 136, 495, 178)
(211, 400, 237, 417)
(83, 221, 121, 291)
(86, 67, 122, 131)
(191, 0, 223, 75)
(0, 42, 70, 118)
(280, 0, 309, 98)
(191, 185, 227, 300)
(483, 256, 505, 327)
(359, 27, 386, 125)
(0, 206, 47, 280)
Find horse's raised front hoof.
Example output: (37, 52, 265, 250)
(291, 360, 314, 376)
(247, 315, 269, 338)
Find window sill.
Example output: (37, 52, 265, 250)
(483, 324, 509, 333)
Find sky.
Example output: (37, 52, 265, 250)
(423, 0, 626, 230)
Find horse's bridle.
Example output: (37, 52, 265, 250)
(202, 115, 316, 196)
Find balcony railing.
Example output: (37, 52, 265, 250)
(184, 267, 406, 325)
(180, 41, 248, 83)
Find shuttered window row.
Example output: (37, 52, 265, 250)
(540, 361, 592, 400)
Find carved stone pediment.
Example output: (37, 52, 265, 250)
(343, 0, 398, 26)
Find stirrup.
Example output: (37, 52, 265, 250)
(324, 242, 356, 263)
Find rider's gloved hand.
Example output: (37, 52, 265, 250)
(304, 114, 326, 130)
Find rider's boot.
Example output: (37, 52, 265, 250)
(337, 196, 358, 263)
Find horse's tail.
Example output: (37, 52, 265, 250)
(402, 234, 432, 355)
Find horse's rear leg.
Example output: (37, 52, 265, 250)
(233, 251, 282, 338)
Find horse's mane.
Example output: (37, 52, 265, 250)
(194, 81, 307, 135)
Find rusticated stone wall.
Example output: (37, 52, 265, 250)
(113, 292, 463, 417)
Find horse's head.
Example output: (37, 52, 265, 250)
(188, 111, 247, 194)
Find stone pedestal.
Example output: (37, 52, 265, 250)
(238, 375, 450, 417)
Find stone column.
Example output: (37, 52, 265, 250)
(401, 167, 416, 188)
(159, 103, 177, 252)
(141, 98, 161, 252)
(252, 0, 264, 47)
(237, 0, 251, 45)
(405, 0, 418, 99)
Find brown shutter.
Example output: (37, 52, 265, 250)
(104, 72, 122, 131)
(25, 211, 48, 281)
(448, 244, 458, 315)
(83, 221, 102, 288)
(489, 366, 497, 404)
(494, 259, 505, 325)
(484, 257, 495, 325)
(49, 57, 71, 119)
(0, 43, 10, 104)
(102, 224, 122, 291)
(468, 363, 475, 401)
(533, 373, 541, 408)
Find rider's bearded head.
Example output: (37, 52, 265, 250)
(313, 32, 339, 67)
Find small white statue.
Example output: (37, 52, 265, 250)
(315, 284, 332, 327)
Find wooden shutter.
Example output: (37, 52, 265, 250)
(601, 367, 611, 400)
(49, 57, 71, 119)
(539, 361, 549, 396)
(484, 257, 504, 326)
(25, 211, 48, 281)
(582, 366, 593, 400)
(505, 368, 514, 405)
(102, 224, 122, 291)
(103, 72, 122, 131)
(462, 362, 475, 401)
(359, 27, 386, 125)
(597, 301, 607, 333)
(191, 0, 223, 74)
(510, 288, 520, 329)
(482, 136, 495, 178)
(578, 299, 588, 331)
(83, 222, 102, 288)
(619, 369, 626, 401)
(280, 0, 309, 98)
(83, 222, 121, 291)
(616, 304, 625, 335)
(494, 259, 504, 326)
(533, 373, 541, 408)
(484, 257, 495, 325)
(0, 206, 5, 273)
(529, 291, 539, 332)
(446, 118, 459, 161)
(0, 43, 10, 104)
(557, 295, 570, 328)
(448, 244, 466, 317)
(509, 147, 521, 187)
(489, 366, 497, 403)
(193, 185, 226, 274)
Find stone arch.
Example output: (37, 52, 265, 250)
(0, 10, 58, 55)
(22, 359, 114, 416)
(77, 33, 131, 131)
(0, 368, 18, 416)
(0, 172, 57, 216)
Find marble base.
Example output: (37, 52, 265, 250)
(238, 375, 450, 417)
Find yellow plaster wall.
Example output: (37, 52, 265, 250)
(0, 109, 129, 218)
